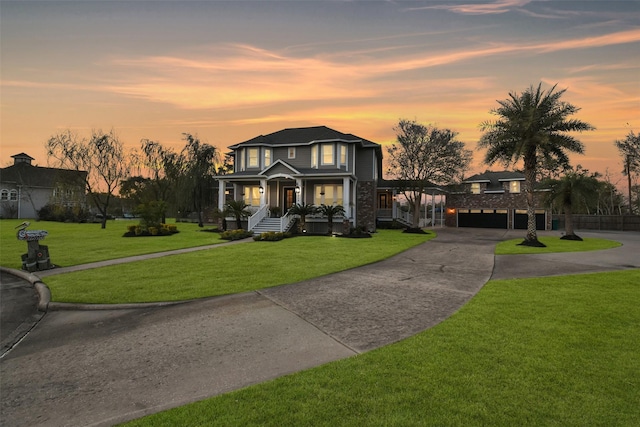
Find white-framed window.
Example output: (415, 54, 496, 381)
(0, 189, 8, 201)
(314, 184, 343, 206)
(243, 186, 261, 206)
(264, 148, 272, 168)
(321, 143, 334, 165)
(9, 190, 18, 201)
(239, 148, 245, 171)
(248, 148, 259, 168)
(510, 181, 521, 193)
(471, 183, 481, 194)
(339, 144, 347, 166)
(288, 147, 296, 159)
(311, 145, 318, 168)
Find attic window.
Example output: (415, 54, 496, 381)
(471, 183, 481, 194)
(510, 181, 521, 193)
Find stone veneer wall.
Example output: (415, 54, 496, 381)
(445, 185, 549, 229)
(356, 181, 376, 231)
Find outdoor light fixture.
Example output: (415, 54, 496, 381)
(295, 186, 301, 194)
(259, 186, 264, 194)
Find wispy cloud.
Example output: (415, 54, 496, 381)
(405, 0, 531, 15)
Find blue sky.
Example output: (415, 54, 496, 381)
(1, 0, 639, 184)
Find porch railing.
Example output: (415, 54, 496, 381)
(279, 212, 295, 232)
(248, 205, 269, 231)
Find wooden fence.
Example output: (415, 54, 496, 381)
(553, 215, 640, 232)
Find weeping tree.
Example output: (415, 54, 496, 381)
(542, 167, 600, 240)
(387, 120, 472, 228)
(479, 83, 594, 247)
(46, 129, 130, 229)
(614, 130, 640, 215)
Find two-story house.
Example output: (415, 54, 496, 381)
(445, 171, 550, 230)
(216, 126, 383, 234)
(0, 153, 87, 219)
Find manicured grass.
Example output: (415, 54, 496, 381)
(122, 269, 640, 427)
(0, 219, 224, 269)
(496, 236, 621, 255)
(44, 230, 435, 304)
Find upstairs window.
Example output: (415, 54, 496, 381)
(264, 148, 272, 168)
(0, 190, 8, 201)
(321, 143, 334, 165)
(248, 148, 259, 168)
(288, 147, 296, 159)
(239, 148, 245, 171)
(510, 181, 521, 193)
(471, 183, 481, 194)
(9, 189, 18, 201)
(311, 145, 318, 168)
(339, 144, 347, 166)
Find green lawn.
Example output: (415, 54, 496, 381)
(0, 219, 224, 269)
(495, 236, 621, 255)
(44, 230, 435, 304)
(122, 269, 640, 427)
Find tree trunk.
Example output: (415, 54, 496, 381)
(519, 158, 545, 247)
(627, 157, 633, 215)
(327, 215, 333, 234)
(412, 197, 421, 228)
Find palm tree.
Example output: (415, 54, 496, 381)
(288, 203, 317, 233)
(543, 169, 600, 240)
(224, 199, 251, 230)
(478, 83, 594, 247)
(318, 204, 345, 235)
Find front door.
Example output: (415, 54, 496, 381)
(283, 188, 295, 212)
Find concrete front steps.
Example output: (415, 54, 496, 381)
(251, 217, 295, 235)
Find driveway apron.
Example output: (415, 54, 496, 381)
(1, 229, 496, 427)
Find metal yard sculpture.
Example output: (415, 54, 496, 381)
(15, 221, 53, 272)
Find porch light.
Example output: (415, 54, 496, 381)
(295, 186, 301, 194)
(259, 186, 264, 194)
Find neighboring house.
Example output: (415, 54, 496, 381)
(216, 126, 385, 234)
(445, 171, 550, 230)
(0, 153, 87, 219)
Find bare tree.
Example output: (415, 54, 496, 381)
(614, 130, 640, 215)
(387, 119, 472, 228)
(46, 129, 130, 229)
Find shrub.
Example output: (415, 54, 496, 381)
(345, 225, 372, 238)
(254, 231, 290, 241)
(38, 203, 90, 223)
(220, 229, 253, 241)
(123, 222, 179, 237)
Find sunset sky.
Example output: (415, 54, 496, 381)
(1, 0, 639, 187)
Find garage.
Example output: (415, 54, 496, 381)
(457, 209, 508, 229)
(514, 209, 546, 230)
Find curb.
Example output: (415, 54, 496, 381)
(0, 267, 191, 311)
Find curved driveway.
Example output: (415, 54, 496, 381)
(1, 228, 638, 427)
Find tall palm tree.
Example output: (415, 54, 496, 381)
(479, 83, 594, 247)
(224, 199, 251, 230)
(318, 204, 345, 235)
(543, 169, 600, 240)
(288, 203, 317, 233)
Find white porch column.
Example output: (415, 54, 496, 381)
(343, 177, 351, 218)
(296, 179, 303, 205)
(218, 179, 226, 210)
(260, 179, 267, 206)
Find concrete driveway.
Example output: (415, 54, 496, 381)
(1, 228, 637, 427)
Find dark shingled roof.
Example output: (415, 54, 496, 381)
(0, 162, 87, 188)
(229, 126, 380, 149)
(464, 171, 525, 183)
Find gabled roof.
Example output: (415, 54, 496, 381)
(259, 159, 301, 176)
(229, 126, 380, 149)
(0, 162, 87, 188)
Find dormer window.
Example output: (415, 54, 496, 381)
(471, 183, 481, 194)
(510, 181, 521, 193)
